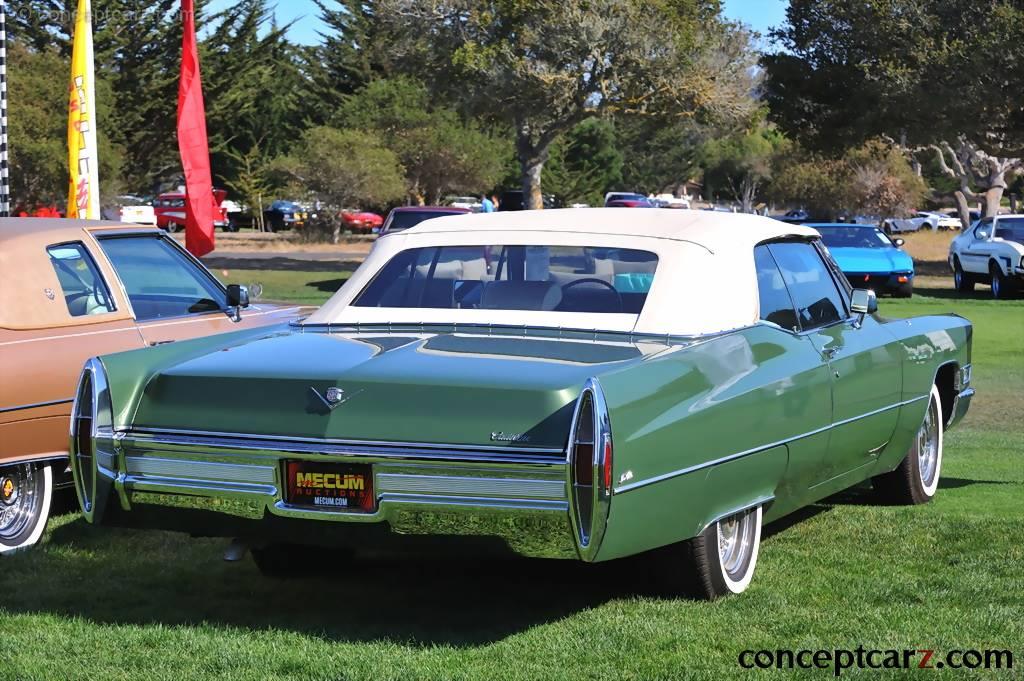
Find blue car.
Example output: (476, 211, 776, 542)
(810, 223, 915, 298)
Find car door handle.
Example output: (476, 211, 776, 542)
(149, 340, 175, 347)
(821, 347, 838, 361)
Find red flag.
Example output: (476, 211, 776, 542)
(177, 0, 215, 257)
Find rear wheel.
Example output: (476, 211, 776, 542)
(165, 222, 180, 234)
(873, 385, 943, 504)
(953, 258, 974, 292)
(0, 463, 53, 554)
(655, 505, 762, 599)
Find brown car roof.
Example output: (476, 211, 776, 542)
(0, 218, 155, 330)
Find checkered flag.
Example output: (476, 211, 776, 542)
(0, 1, 9, 217)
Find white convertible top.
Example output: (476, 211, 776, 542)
(308, 209, 820, 336)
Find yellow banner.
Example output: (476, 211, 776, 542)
(67, 0, 99, 219)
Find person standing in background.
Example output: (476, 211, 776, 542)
(481, 194, 495, 213)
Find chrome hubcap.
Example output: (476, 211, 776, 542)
(0, 465, 40, 542)
(954, 269, 962, 287)
(718, 509, 756, 579)
(917, 398, 940, 488)
(992, 274, 1001, 296)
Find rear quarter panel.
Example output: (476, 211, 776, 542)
(593, 325, 832, 561)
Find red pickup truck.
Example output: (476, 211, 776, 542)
(154, 188, 237, 232)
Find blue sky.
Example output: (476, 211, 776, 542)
(209, 0, 789, 45)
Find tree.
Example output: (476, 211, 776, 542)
(763, 0, 1024, 224)
(306, 0, 389, 124)
(617, 116, 709, 196)
(769, 141, 925, 221)
(270, 127, 406, 242)
(336, 78, 506, 204)
(377, 0, 759, 208)
(5, 42, 122, 207)
(539, 118, 623, 206)
(699, 121, 788, 212)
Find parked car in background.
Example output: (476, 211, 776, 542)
(777, 209, 810, 224)
(380, 206, 471, 235)
(810, 223, 915, 297)
(341, 210, 384, 233)
(651, 194, 692, 209)
(263, 200, 307, 232)
(949, 214, 1024, 298)
(446, 196, 483, 212)
(71, 209, 972, 599)
(607, 198, 656, 208)
(604, 191, 649, 206)
(115, 195, 156, 226)
(0, 219, 304, 552)
(154, 188, 236, 233)
(882, 211, 960, 234)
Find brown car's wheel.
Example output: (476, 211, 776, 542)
(655, 504, 762, 600)
(953, 258, 974, 293)
(0, 463, 53, 554)
(873, 385, 943, 505)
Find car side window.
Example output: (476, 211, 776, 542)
(753, 245, 799, 332)
(974, 220, 993, 240)
(767, 242, 847, 331)
(46, 243, 117, 317)
(97, 236, 226, 321)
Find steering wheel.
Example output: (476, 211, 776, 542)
(559, 277, 623, 313)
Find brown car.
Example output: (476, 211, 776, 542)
(0, 219, 303, 551)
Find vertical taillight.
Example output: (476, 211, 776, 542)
(568, 379, 613, 560)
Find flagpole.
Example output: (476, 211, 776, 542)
(0, 0, 10, 217)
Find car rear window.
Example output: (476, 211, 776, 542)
(353, 245, 659, 314)
(46, 243, 117, 317)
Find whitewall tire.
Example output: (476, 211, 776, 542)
(873, 385, 943, 504)
(0, 463, 53, 554)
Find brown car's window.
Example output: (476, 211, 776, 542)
(97, 236, 225, 321)
(46, 243, 116, 317)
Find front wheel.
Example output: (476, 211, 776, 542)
(0, 463, 53, 554)
(165, 222, 180, 234)
(894, 281, 914, 298)
(990, 262, 1017, 299)
(655, 505, 762, 599)
(873, 385, 943, 504)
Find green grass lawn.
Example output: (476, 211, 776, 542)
(0, 278, 1021, 680)
(216, 268, 352, 306)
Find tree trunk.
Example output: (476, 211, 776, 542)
(953, 190, 971, 230)
(1011, 194, 1019, 213)
(516, 124, 550, 210)
(983, 185, 1004, 218)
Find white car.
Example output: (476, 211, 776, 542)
(883, 211, 960, 234)
(651, 193, 692, 209)
(447, 196, 483, 212)
(948, 215, 1024, 298)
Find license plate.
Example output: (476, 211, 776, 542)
(284, 461, 375, 512)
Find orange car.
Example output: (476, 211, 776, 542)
(0, 219, 303, 551)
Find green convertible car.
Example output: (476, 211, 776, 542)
(71, 209, 974, 598)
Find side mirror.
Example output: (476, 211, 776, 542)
(850, 289, 877, 328)
(894, 238, 905, 247)
(226, 284, 249, 322)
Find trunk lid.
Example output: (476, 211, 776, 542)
(129, 330, 652, 450)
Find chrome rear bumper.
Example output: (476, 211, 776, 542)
(87, 429, 581, 559)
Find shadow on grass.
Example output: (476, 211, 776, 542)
(308, 278, 351, 294)
(1, 516, 675, 647)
